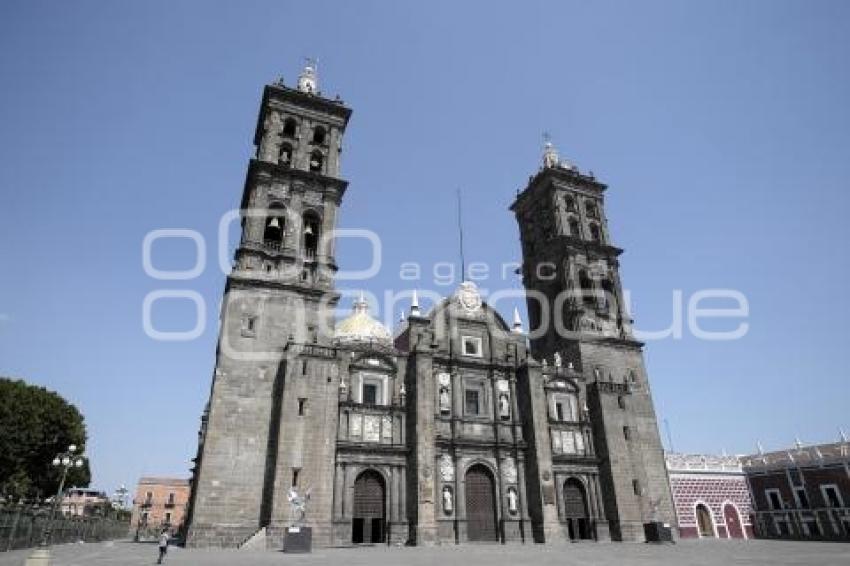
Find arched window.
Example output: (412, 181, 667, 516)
(279, 143, 293, 167)
(578, 270, 595, 306)
(585, 201, 598, 219)
(263, 205, 285, 248)
(589, 224, 601, 243)
(568, 218, 581, 238)
(309, 150, 324, 173)
(696, 504, 715, 538)
(283, 117, 297, 138)
(302, 212, 321, 259)
(312, 126, 326, 145)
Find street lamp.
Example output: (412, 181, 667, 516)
(113, 484, 129, 518)
(26, 445, 86, 566)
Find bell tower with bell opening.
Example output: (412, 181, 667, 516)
(186, 61, 353, 548)
(511, 139, 676, 541)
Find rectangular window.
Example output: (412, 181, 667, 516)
(794, 487, 809, 509)
(552, 393, 578, 421)
(239, 314, 256, 336)
(632, 479, 641, 496)
(822, 485, 843, 508)
(144, 491, 152, 505)
(292, 469, 300, 488)
(623, 426, 631, 441)
(167, 492, 175, 505)
(164, 512, 172, 524)
(555, 402, 564, 422)
(298, 398, 307, 416)
(461, 336, 483, 357)
(465, 389, 481, 415)
(766, 489, 783, 510)
(363, 384, 378, 405)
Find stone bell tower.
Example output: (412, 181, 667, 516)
(186, 62, 352, 548)
(510, 140, 676, 541)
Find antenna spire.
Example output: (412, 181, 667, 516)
(457, 188, 466, 281)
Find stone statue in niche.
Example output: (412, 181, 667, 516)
(437, 372, 451, 414)
(499, 393, 510, 419)
(442, 486, 453, 514)
(497, 379, 510, 419)
(553, 352, 562, 369)
(260, 111, 283, 162)
(439, 386, 450, 414)
(507, 487, 518, 514)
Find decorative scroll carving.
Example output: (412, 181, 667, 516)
(503, 458, 517, 484)
(439, 454, 454, 481)
(363, 415, 380, 442)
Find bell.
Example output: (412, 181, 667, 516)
(268, 217, 280, 229)
(304, 224, 314, 236)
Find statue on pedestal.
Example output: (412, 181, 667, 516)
(287, 487, 311, 526)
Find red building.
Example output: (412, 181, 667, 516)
(130, 477, 190, 535)
(665, 453, 753, 539)
(742, 438, 850, 541)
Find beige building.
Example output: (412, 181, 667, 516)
(60, 488, 109, 517)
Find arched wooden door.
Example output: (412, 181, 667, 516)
(723, 503, 744, 539)
(563, 478, 592, 540)
(464, 465, 498, 542)
(696, 504, 715, 538)
(352, 470, 386, 544)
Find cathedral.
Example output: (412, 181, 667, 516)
(184, 62, 676, 549)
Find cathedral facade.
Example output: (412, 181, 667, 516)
(184, 64, 676, 549)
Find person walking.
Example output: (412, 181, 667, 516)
(156, 528, 169, 564)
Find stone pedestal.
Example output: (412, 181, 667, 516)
(25, 547, 51, 566)
(283, 526, 312, 553)
(643, 522, 674, 543)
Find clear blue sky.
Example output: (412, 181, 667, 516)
(1, 1, 848, 495)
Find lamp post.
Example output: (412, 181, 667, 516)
(26, 444, 86, 566)
(113, 484, 129, 518)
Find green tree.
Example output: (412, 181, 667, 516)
(0, 378, 91, 501)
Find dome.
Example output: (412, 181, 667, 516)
(334, 295, 392, 346)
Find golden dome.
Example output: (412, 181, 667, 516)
(334, 295, 392, 345)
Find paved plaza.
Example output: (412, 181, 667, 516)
(1, 540, 848, 566)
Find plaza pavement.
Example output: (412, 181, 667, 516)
(0, 539, 848, 566)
